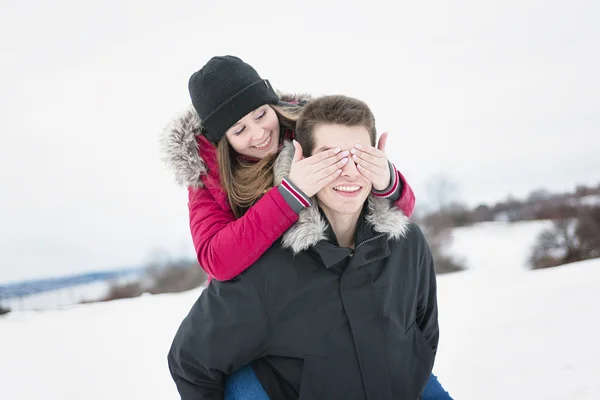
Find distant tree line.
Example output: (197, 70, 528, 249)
(425, 182, 600, 228)
(419, 178, 600, 272)
(88, 255, 207, 303)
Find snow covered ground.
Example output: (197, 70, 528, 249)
(451, 219, 553, 276)
(1, 221, 598, 399)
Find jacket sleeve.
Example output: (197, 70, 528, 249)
(188, 185, 299, 281)
(415, 226, 439, 355)
(167, 278, 269, 400)
(394, 170, 416, 218)
(370, 163, 416, 218)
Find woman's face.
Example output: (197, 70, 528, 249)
(224, 105, 281, 158)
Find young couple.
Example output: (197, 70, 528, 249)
(161, 55, 452, 399)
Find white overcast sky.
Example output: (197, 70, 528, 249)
(1, 0, 598, 282)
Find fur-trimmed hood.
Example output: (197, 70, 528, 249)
(273, 142, 411, 254)
(159, 91, 410, 254)
(159, 92, 311, 189)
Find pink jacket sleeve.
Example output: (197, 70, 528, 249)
(393, 170, 416, 218)
(188, 185, 299, 281)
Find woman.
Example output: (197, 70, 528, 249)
(161, 55, 451, 399)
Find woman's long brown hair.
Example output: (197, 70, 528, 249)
(217, 103, 302, 218)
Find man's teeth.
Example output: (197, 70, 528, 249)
(254, 135, 271, 149)
(334, 186, 361, 192)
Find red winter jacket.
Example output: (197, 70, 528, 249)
(161, 99, 416, 281)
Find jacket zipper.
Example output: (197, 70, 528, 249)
(350, 233, 386, 257)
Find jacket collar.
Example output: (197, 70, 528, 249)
(273, 142, 411, 255)
(311, 209, 392, 269)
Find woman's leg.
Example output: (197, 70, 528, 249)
(224, 364, 269, 400)
(423, 372, 453, 400)
(224, 366, 452, 399)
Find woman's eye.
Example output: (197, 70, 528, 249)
(234, 126, 245, 135)
(256, 110, 266, 119)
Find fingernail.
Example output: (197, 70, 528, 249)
(341, 150, 350, 157)
(336, 169, 342, 174)
(355, 144, 362, 149)
(353, 155, 359, 162)
(341, 158, 348, 164)
(350, 148, 357, 155)
(333, 147, 341, 154)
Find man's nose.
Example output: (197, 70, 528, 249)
(341, 155, 360, 177)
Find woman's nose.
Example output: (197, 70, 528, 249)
(250, 125, 265, 139)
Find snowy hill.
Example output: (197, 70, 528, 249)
(1, 221, 598, 399)
(451, 220, 553, 275)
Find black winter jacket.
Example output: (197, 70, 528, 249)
(168, 186, 439, 399)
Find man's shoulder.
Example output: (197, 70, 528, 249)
(209, 240, 294, 286)
(388, 221, 430, 251)
(406, 222, 428, 241)
(383, 220, 425, 241)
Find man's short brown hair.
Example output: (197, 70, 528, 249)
(295, 95, 377, 156)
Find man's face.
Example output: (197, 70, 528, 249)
(311, 124, 373, 216)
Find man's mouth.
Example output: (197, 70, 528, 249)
(333, 185, 362, 196)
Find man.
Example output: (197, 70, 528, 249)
(168, 95, 439, 399)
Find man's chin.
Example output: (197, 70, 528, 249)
(328, 202, 365, 216)
(317, 192, 369, 215)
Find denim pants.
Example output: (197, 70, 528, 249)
(224, 364, 453, 399)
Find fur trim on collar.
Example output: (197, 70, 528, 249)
(273, 142, 411, 254)
(159, 91, 311, 189)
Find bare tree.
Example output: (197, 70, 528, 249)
(529, 206, 600, 269)
(0, 304, 11, 316)
(529, 219, 579, 269)
(576, 207, 600, 260)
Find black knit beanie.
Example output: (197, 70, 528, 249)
(188, 55, 279, 143)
